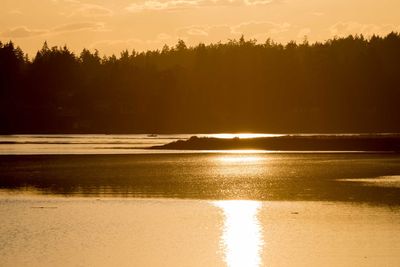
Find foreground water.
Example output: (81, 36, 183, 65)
(0, 197, 399, 267)
(1, 135, 400, 266)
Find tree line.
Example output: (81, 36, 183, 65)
(1, 33, 400, 133)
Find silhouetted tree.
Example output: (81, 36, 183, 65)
(1, 33, 400, 133)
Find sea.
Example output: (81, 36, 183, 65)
(0, 134, 399, 266)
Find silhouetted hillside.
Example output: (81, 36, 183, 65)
(1, 33, 400, 133)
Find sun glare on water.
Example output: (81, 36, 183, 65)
(208, 133, 283, 139)
(217, 155, 263, 163)
(214, 200, 263, 267)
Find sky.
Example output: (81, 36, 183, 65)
(1, 0, 400, 57)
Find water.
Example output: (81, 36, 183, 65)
(0, 134, 188, 154)
(0, 134, 279, 155)
(1, 134, 400, 266)
(1, 153, 399, 204)
(0, 197, 399, 267)
(0, 133, 390, 155)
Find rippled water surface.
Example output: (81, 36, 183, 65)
(1, 153, 400, 204)
(0, 197, 399, 267)
(1, 135, 400, 266)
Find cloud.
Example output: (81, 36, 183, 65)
(157, 33, 172, 40)
(1, 26, 48, 38)
(186, 28, 208, 36)
(125, 0, 277, 12)
(51, 0, 113, 18)
(232, 21, 291, 36)
(330, 22, 400, 37)
(176, 21, 291, 44)
(51, 0, 81, 4)
(126, 0, 200, 12)
(297, 27, 311, 38)
(311, 12, 324, 17)
(52, 22, 104, 32)
(8, 9, 23, 15)
(70, 4, 114, 17)
(176, 25, 234, 43)
(1, 22, 104, 39)
(244, 0, 274, 5)
(90, 34, 174, 54)
(177, 25, 213, 36)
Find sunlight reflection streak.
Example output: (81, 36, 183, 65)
(209, 133, 283, 139)
(214, 200, 263, 267)
(217, 156, 262, 163)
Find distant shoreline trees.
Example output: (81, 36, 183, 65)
(1, 33, 400, 133)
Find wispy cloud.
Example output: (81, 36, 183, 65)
(176, 24, 233, 42)
(232, 21, 291, 35)
(69, 4, 114, 17)
(51, 0, 81, 4)
(330, 22, 400, 37)
(90, 34, 174, 54)
(175, 21, 291, 44)
(311, 11, 324, 17)
(8, 9, 23, 15)
(52, 22, 104, 32)
(297, 27, 311, 38)
(51, 0, 113, 18)
(125, 0, 277, 12)
(244, 0, 274, 6)
(1, 26, 47, 38)
(1, 22, 104, 39)
(126, 0, 201, 12)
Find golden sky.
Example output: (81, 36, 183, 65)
(1, 0, 400, 56)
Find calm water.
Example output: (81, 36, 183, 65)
(1, 197, 399, 267)
(0, 133, 384, 154)
(1, 153, 400, 204)
(1, 134, 400, 266)
(0, 134, 188, 154)
(0, 133, 285, 154)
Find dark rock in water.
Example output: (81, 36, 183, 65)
(151, 134, 400, 152)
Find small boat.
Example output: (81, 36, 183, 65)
(147, 134, 158, 137)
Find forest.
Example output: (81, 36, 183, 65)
(1, 33, 400, 133)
